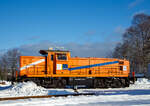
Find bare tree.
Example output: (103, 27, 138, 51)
(113, 13, 150, 74)
(0, 48, 21, 80)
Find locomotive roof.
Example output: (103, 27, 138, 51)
(39, 50, 70, 55)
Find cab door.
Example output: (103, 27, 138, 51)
(54, 53, 68, 75)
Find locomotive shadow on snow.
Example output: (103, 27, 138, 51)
(47, 90, 76, 95)
(0, 85, 12, 90)
(83, 89, 150, 96)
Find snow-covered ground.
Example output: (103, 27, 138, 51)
(1, 78, 150, 106)
(0, 81, 76, 98)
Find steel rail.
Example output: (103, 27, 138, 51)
(0, 93, 95, 101)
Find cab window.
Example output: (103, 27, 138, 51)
(57, 53, 67, 60)
(51, 55, 54, 60)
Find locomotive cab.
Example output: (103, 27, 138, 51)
(39, 50, 70, 75)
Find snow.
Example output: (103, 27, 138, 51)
(0, 78, 150, 106)
(8, 82, 48, 97)
(0, 81, 75, 98)
(0, 80, 11, 87)
(0, 82, 47, 97)
(129, 78, 150, 89)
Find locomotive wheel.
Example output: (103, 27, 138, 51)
(94, 78, 107, 88)
(114, 79, 122, 88)
(120, 78, 126, 88)
(107, 79, 113, 88)
(110, 79, 117, 88)
(125, 78, 130, 87)
(100, 79, 107, 88)
(56, 79, 66, 88)
(57, 81, 63, 88)
(94, 79, 100, 88)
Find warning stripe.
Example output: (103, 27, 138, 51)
(20, 59, 45, 71)
(68, 61, 119, 71)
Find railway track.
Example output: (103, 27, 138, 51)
(0, 93, 95, 101)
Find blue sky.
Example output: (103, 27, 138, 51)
(0, 0, 150, 56)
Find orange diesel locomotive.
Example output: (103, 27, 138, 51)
(17, 50, 130, 88)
